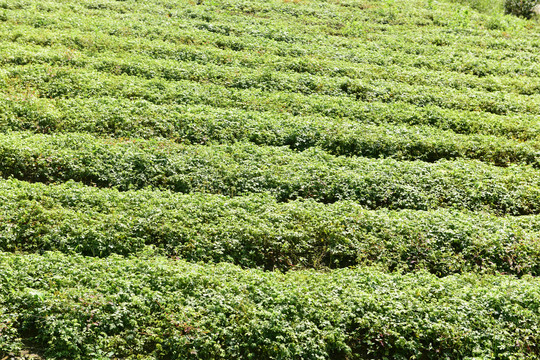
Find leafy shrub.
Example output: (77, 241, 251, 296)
(1, 133, 540, 215)
(504, 0, 539, 18)
(0, 308, 22, 355)
(1, 252, 540, 359)
(2, 179, 540, 275)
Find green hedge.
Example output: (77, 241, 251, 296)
(4, 93, 540, 142)
(0, 0, 535, 77)
(4, 62, 540, 126)
(2, 31, 539, 96)
(4, 64, 539, 142)
(3, 45, 540, 116)
(1, 252, 539, 359)
(1, 132, 540, 214)
(2, 98, 540, 166)
(2, 179, 540, 275)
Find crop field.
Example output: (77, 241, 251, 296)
(1, 0, 540, 358)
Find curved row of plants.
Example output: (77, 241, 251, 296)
(2, 0, 538, 77)
(1, 132, 540, 214)
(2, 100, 540, 166)
(3, 90, 539, 143)
(1, 251, 539, 359)
(2, 178, 540, 275)
(3, 53, 539, 116)
(2, 36, 539, 96)
(4, 66, 540, 142)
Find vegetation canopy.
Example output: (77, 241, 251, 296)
(0, 0, 539, 358)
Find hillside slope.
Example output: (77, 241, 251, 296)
(1, 0, 540, 358)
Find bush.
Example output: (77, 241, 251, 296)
(2, 132, 540, 215)
(1, 252, 540, 359)
(504, 0, 539, 18)
(2, 179, 540, 275)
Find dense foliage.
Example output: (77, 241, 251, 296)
(505, 0, 539, 18)
(1, 0, 539, 357)
(2, 178, 540, 275)
(1, 252, 540, 359)
(3, 132, 540, 215)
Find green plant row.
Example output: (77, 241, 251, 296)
(1, 251, 539, 359)
(2, 30, 540, 97)
(1, 132, 540, 215)
(2, 178, 540, 275)
(2, 0, 537, 75)
(2, 97, 540, 167)
(3, 66, 540, 142)
(3, 48, 539, 117)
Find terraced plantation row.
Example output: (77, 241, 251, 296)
(3, 64, 540, 130)
(2, 252, 540, 359)
(4, 102, 540, 166)
(1, 0, 540, 358)
(3, 178, 540, 275)
(5, 132, 540, 215)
